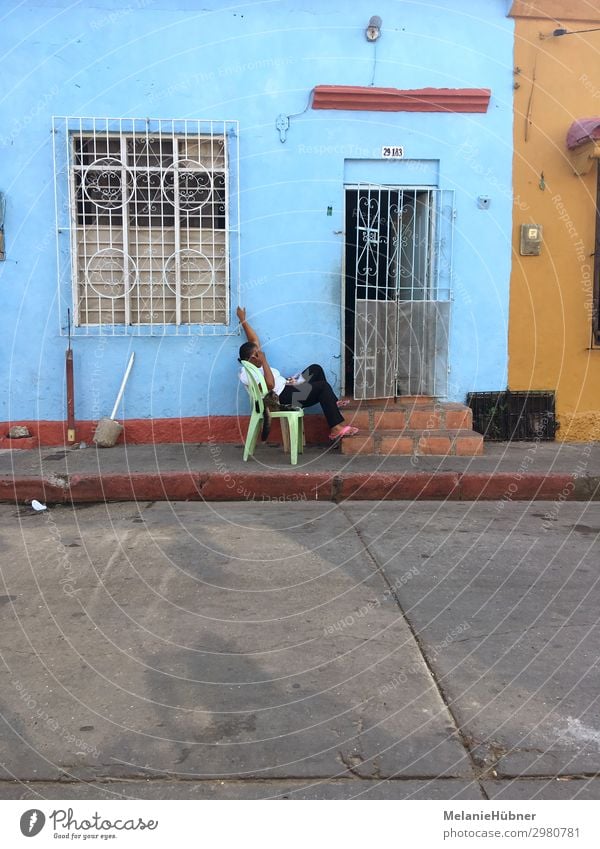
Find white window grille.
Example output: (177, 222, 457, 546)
(53, 117, 240, 336)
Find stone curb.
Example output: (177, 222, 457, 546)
(2, 471, 600, 503)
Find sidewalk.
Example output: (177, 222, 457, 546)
(1, 439, 600, 502)
(1, 499, 599, 799)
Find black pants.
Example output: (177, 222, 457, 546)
(278, 363, 344, 429)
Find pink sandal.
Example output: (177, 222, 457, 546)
(336, 399, 351, 408)
(329, 425, 359, 441)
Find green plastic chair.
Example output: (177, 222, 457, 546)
(240, 360, 304, 465)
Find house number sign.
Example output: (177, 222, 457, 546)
(381, 146, 404, 158)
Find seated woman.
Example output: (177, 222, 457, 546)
(236, 306, 358, 441)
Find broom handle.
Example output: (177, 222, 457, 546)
(110, 352, 135, 420)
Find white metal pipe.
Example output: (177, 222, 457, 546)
(110, 352, 135, 420)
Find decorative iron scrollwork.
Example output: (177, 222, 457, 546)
(85, 248, 137, 298)
(164, 248, 215, 299)
(162, 160, 212, 212)
(83, 157, 132, 210)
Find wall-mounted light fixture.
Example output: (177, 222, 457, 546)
(541, 26, 600, 39)
(0, 193, 5, 261)
(366, 15, 382, 42)
(553, 27, 600, 36)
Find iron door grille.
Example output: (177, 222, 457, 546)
(52, 117, 240, 336)
(351, 184, 454, 400)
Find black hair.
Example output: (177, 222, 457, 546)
(238, 341, 257, 363)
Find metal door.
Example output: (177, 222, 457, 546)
(350, 184, 454, 399)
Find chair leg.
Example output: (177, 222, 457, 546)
(299, 418, 304, 454)
(243, 415, 261, 461)
(280, 418, 290, 453)
(289, 419, 298, 465)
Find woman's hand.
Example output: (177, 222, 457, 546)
(236, 305, 260, 347)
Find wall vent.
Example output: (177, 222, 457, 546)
(467, 391, 557, 441)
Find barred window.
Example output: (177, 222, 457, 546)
(53, 118, 239, 334)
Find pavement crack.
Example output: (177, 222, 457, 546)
(1, 772, 597, 785)
(175, 748, 192, 765)
(338, 750, 366, 778)
(468, 735, 548, 779)
(338, 503, 489, 800)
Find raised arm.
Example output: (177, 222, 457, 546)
(236, 306, 274, 390)
(236, 306, 260, 346)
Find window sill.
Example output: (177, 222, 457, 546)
(62, 324, 240, 338)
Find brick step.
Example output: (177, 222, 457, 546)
(339, 395, 439, 407)
(340, 428, 484, 456)
(341, 403, 473, 432)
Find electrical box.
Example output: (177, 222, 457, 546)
(520, 223, 543, 256)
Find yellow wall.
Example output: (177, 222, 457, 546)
(510, 9, 600, 440)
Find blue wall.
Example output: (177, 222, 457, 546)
(0, 0, 514, 423)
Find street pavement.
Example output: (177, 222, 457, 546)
(0, 500, 598, 800)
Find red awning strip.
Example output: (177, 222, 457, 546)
(312, 85, 491, 113)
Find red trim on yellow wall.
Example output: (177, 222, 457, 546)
(312, 85, 491, 113)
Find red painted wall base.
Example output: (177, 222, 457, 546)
(0, 417, 330, 448)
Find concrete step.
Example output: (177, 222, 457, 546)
(340, 429, 484, 456)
